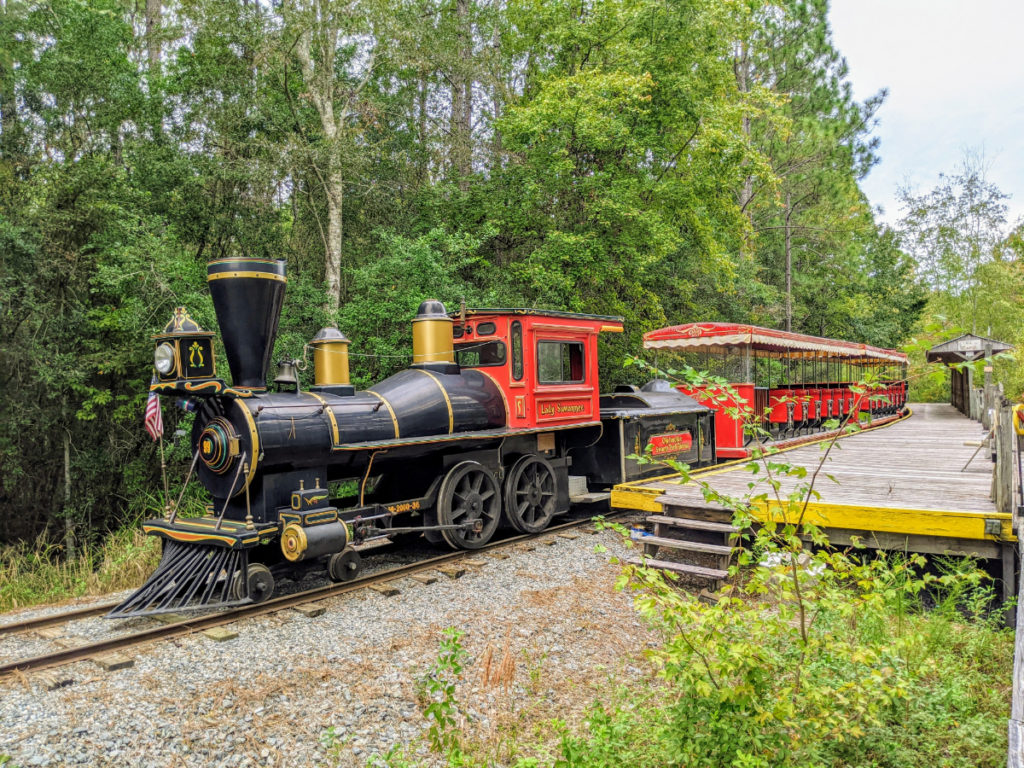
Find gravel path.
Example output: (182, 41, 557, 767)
(0, 527, 661, 767)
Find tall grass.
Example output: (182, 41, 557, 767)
(0, 525, 161, 612)
(0, 483, 214, 612)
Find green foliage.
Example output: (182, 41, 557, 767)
(418, 627, 470, 756)
(339, 228, 501, 386)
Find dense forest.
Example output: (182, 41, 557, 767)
(0, 0, 1019, 548)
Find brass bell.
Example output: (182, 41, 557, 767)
(274, 358, 300, 391)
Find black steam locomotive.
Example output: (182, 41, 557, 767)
(109, 258, 714, 617)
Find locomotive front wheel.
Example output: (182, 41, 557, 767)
(438, 461, 501, 550)
(231, 563, 275, 603)
(328, 548, 362, 582)
(503, 454, 557, 534)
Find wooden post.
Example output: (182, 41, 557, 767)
(1009, 533, 1024, 767)
(983, 343, 994, 430)
(998, 402, 1014, 515)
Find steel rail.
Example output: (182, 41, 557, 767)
(0, 603, 122, 638)
(0, 512, 625, 678)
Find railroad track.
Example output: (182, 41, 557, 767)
(0, 511, 628, 678)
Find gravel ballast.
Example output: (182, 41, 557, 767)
(0, 528, 662, 767)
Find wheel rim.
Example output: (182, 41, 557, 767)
(329, 549, 361, 582)
(233, 563, 274, 603)
(504, 455, 557, 534)
(438, 462, 501, 549)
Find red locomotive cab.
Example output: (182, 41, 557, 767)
(450, 309, 624, 430)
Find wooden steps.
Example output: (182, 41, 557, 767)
(631, 513, 740, 588)
(630, 533, 731, 555)
(645, 515, 739, 535)
(625, 557, 727, 580)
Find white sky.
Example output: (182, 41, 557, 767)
(829, 0, 1024, 226)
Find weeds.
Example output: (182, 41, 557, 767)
(0, 524, 160, 611)
(419, 628, 469, 755)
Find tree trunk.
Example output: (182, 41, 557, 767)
(785, 191, 793, 332)
(325, 166, 343, 313)
(63, 427, 75, 560)
(0, 6, 22, 162)
(145, 0, 161, 73)
(418, 70, 428, 184)
(449, 0, 472, 190)
(735, 42, 753, 218)
(294, 19, 344, 314)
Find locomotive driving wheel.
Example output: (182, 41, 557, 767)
(504, 454, 557, 534)
(437, 461, 501, 550)
(231, 563, 275, 603)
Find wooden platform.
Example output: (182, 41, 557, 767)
(612, 403, 1014, 559)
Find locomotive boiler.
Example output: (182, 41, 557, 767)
(109, 258, 714, 617)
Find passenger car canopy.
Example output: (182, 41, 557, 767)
(643, 322, 907, 364)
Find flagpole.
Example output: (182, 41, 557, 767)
(159, 432, 171, 520)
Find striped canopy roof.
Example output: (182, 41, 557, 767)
(643, 322, 907, 363)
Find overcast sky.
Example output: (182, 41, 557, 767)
(828, 0, 1024, 227)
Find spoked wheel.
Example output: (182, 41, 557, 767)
(438, 461, 501, 549)
(503, 454, 558, 534)
(231, 563, 275, 603)
(328, 548, 362, 582)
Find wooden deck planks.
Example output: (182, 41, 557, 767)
(613, 404, 1010, 543)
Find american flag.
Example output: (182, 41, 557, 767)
(144, 386, 163, 441)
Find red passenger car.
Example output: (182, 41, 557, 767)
(643, 323, 908, 459)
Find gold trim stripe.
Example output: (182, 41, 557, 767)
(306, 391, 340, 445)
(366, 390, 400, 438)
(143, 525, 259, 547)
(208, 258, 284, 266)
(329, 420, 603, 451)
(306, 510, 339, 524)
(207, 271, 286, 283)
(238, 402, 261, 492)
(474, 370, 510, 422)
(416, 369, 454, 433)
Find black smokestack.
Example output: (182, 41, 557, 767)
(207, 257, 287, 390)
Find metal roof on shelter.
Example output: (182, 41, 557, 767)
(926, 334, 1013, 365)
(643, 322, 907, 363)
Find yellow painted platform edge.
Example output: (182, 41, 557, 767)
(751, 500, 1013, 543)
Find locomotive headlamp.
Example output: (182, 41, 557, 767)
(154, 343, 175, 375)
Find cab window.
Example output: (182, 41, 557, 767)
(511, 321, 523, 380)
(455, 341, 507, 368)
(537, 341, 585, 384)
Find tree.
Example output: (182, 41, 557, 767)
(740, 0, 887, 334)
(281, 0, 387, 314)
(899, 151, 1011, 334)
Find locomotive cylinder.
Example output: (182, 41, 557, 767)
(280, 521, 350, 562)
